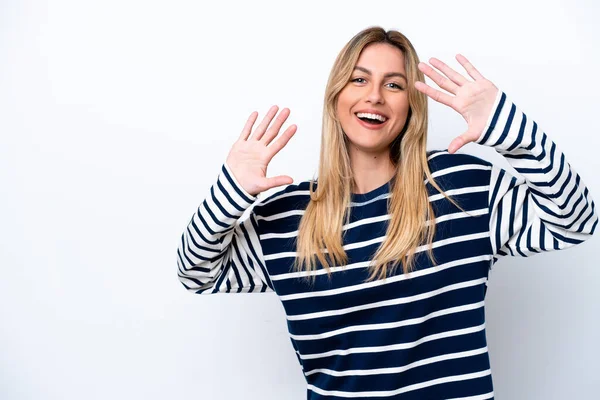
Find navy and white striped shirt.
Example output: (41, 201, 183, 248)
(177, 90, 597, 399)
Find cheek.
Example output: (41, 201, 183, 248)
(336, 100, 354, 129)
(392, 102, 410, 123)
(336, 93, 351, 115)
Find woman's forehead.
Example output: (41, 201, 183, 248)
(355, 44, 406, 74)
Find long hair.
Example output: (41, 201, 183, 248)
(293, 26, 469, 285)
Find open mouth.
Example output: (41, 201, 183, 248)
(358, 116, 384, 125)
(354, 113, 389, 127)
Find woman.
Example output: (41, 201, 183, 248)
(176, 26, 597, 399)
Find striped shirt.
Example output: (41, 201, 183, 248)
(176, 90, 597, 399)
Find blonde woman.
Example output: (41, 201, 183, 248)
(176, 26, 597, 399)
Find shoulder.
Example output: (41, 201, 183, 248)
(427, 149, 492, 171)
(426, 149, 494, 191)
(252, 178, 315, 218)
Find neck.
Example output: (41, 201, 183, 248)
(349, 147, 396, 194)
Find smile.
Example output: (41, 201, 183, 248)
(354, 113, 389, 130)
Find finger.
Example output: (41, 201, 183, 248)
(266, 124, 297, 159)
(418, 62, 459, 94)
(239, 111, 258, 141)
(414, 81, 454, 108)
(263, 175, 294, 190)
(448, 133, 472, 154)
(428, 57, 469, 86)
(447, 137, 464, 154)
(260, 108, 291, 145)
(251, 105, 279, 141)
(456, 54, 485, 81)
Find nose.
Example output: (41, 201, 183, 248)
(366, 84, 384, 104)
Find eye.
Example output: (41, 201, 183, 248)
(351, 77, 404, 90)
(387, 82, 404, 90)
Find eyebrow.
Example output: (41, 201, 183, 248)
(353, 66, 407, 81)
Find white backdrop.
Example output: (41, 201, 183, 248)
(1, 0, 599, 399)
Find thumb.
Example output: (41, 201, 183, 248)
(264, 175, 294, 190)
(448, 133, 472, 154)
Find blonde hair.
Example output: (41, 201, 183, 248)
(293, 26, 470, 285)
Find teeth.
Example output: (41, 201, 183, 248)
(356, 112, 387, 122)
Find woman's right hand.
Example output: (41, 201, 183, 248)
(225, 106, 298, 197)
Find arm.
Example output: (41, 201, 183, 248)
(414, 55, 597, 266)
(176, 162, 274, 294)
(476, 90, 598, 265)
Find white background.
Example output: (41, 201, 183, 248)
(1, 0, 599, 398)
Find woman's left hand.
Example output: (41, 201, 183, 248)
(414, 54, 499, 154)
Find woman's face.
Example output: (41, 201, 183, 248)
(336, 43, 410, 156)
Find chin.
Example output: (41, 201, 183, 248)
(346, 136, 389, 151)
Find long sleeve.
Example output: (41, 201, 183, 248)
(475, 90, 598, 266)
(176, 162, 274, 294)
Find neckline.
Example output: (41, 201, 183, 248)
(351, 177, 394, 202)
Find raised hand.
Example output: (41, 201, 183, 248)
(414, 54, 499, 154)
(225, 106, 297, 197)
